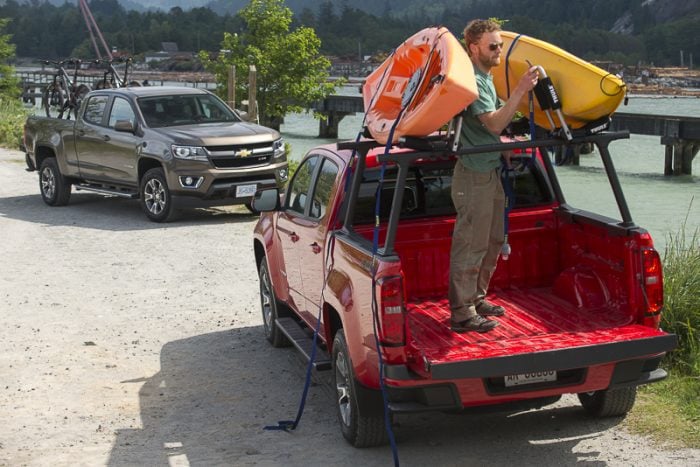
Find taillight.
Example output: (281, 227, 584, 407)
(377, 275, 405, 346)
(641, 247, 663, 321)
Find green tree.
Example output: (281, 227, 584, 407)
(200, 0, 339, 129)
(0, 18, 19, 98)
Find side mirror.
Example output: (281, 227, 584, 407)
(251, 188, 280, 212)
(114, 120, 136, 133)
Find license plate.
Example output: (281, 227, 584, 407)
(235, 184, 257, 197)
(504, 370, 557, 387)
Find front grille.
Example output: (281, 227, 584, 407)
(211, 153, 272, 168)
(205, 141, 273, 153)
(205, 142, 275, 169)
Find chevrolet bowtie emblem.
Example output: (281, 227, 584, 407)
(238, 149, 252, 158)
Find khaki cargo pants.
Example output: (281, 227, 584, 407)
(448, 162, 505, 323)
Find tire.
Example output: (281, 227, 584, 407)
(69, 84, 91, 120)
(39, 158, 71, 206)
(25, 153, 36, 172)
(258, 259, 290, 347)
(42, 83, 66, 118)
(332, 329, 388, 447)
(244, 202, 260, 215)
(94, 79, 112, 90)
(578, 387, 637, 417)
(139, 168, 174, 222)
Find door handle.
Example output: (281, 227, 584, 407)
(289, 232, 299, 242)
(102, 135, 111, 141)
(310, 242, 321, 254)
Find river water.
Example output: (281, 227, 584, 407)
(279, 94, 699, 252)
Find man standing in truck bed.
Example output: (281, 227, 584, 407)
(449, 19, 539, 333)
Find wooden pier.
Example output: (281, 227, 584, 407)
(310, 95, 698, 175)
(609, 112, 700, 175)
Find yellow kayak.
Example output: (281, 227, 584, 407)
(492, 31, 627, 131)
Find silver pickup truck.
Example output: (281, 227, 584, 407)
(23, 86, 288, 221)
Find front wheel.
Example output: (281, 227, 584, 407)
(39, 158, 71, 206)
(139, 168, 174, 222)
(258, 259, 290, 347)
(578, 387, 637, 417)
(244, 202, 260, 215)
(332, 329, 388, 447)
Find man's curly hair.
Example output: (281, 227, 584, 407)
(463, 19, 502, 53)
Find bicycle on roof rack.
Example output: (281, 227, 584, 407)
(93, 57, 141, 89)
(41, 59, 91, 120)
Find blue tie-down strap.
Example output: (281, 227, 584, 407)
(500, 161, 515, 260)
(264, 303, 323, 432)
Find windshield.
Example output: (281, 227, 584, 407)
(137, 94, 240, 128)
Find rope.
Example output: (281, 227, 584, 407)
(504, 34, 524, 99)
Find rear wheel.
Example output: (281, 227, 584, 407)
(578, 387, 637, 417)
(258, 259, 290, 347)
(139, 168, 174, 222)
(94, 79, 112, 90)
(42, 83, 67, 118)
(332, 329, 388, 447)
(39, 158, 71, 206)
(68, 84, 91, 120)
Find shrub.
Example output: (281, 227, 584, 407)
(0, 98, 28, 150)
(662, 215, 700, 376)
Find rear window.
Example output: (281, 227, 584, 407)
(352, 156, 554, 225)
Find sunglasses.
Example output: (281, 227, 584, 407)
(488, 42, 504, 51)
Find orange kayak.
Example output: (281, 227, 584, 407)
(362, 27, 478, 145)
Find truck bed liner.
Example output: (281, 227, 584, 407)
(407, 287, 670, 367)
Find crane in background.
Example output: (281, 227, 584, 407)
(78, 0, 112, 61)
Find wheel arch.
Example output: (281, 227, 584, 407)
(253, 238, 266, 273)
(137, 157, 163, 182)
(324, 303, 343, 353)
(35, 145, 57, 172)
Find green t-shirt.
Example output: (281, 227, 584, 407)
(458, 65, 503, 172)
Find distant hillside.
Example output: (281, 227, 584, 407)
(37, 0, 700, 30)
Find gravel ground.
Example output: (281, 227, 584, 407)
(1, 147, 699, 466)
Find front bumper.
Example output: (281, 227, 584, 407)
(166, 158, 288, 206)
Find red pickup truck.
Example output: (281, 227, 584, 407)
(252, 131, 676, 447)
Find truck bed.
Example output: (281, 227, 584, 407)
(407, 287, 668, 365)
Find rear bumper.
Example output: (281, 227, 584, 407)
(385, 355, 668, 414)
(381, 333, 677, 413)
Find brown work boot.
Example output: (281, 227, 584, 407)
(451, 315, 499, 333)
(476, 300, 505, 317)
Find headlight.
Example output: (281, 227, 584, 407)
(172, 145, 208, 162)
(273, 138, 285, 159)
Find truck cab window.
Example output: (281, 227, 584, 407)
(84, 95, 109, 125)
(352, 156, 553, 225)
(108, 97, 136, 129)
(287, 155, 319, 215)
(309, 159, 339, 220)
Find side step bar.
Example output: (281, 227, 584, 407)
(74, 183, 138, 199)
(276, 317, 332, 371)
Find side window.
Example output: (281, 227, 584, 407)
(83, 95, 109, 125)
(309, 159, 339, 220)
(286, 155, 319, 215)
(108, 97, 136, 128)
